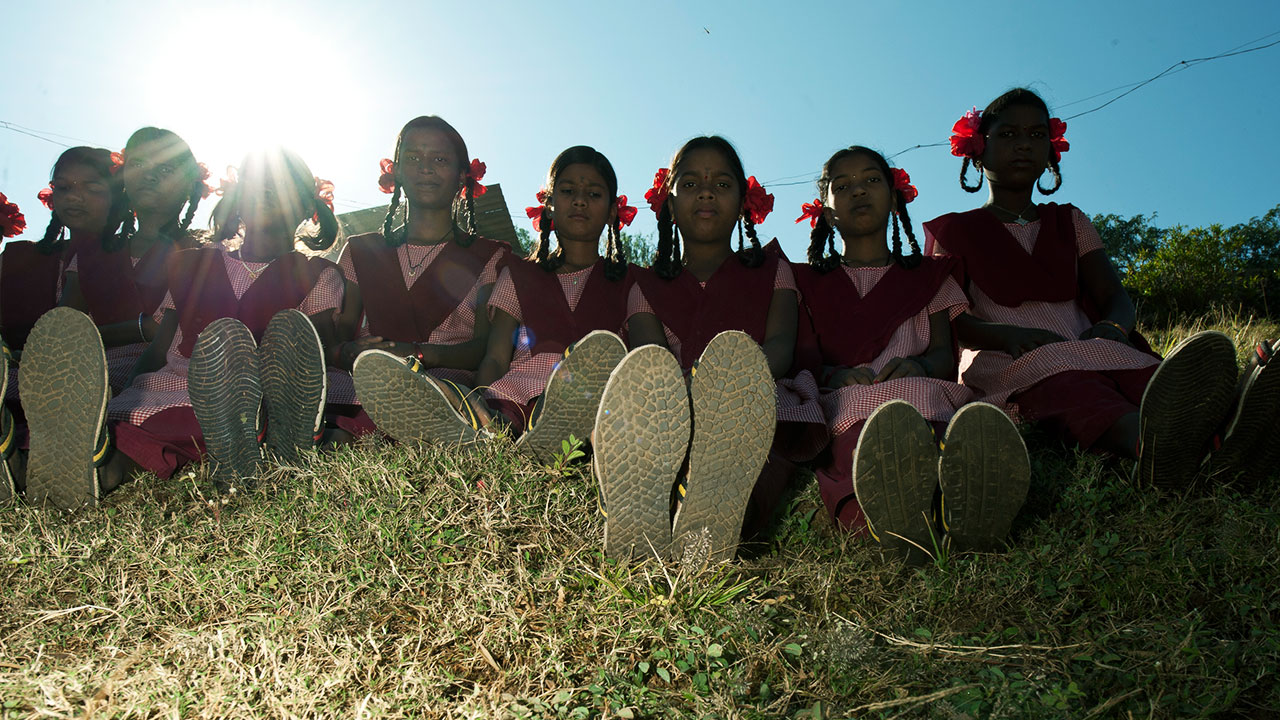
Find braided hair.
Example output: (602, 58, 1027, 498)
(39, 146, 129, 255)
(808, 146, 922, 274)
(528, 146, 628, 282)
(960, 88, 1063, 195)
(652, 136, 765, 280)
(209, 148, 338, 251)
(118, 127, 205, 248)
(381, 115, 478, 248)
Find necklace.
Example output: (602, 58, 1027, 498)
(987, 201, 1036, 226)
(233, 250, 270, 279)
(405, 226, 454, 276)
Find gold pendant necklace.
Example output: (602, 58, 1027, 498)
(988, 201, 1035, 226)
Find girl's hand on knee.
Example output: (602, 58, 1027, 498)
(873, 356, 928, 383)
(832, 366, 876, 387)
(1004, 327, 1065, 359)
(1079, 321, 1131, 345)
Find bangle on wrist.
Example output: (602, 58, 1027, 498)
(137, 312, 147, 343)
(1096, 319, 1128, 336)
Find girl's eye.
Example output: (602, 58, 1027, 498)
(1030, 130, 1046, 138)
(589, 192, 602, 199)
(434, 156, 448, 164)
(717, 181, 731, 189)
(681, 181, 696, 189)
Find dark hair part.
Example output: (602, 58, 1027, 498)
(118, 127, 205, 247)
(808, 146, 921, 273)
(380, 115, 478, 248)
(528, 146, 627, 282)
(39, 146, 130, 255)
(652, 135, 765, 280)
(960, 87, 1063, 194)
(209, 148, 338, 251)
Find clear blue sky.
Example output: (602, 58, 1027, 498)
(2, 0, 1277, 260)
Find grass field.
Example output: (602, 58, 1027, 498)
(2, 313, 1278, 719)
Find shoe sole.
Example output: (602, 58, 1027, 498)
(673, 331, 775, 566)
(594, 345, 690, 560)
(189, 318, 263, 490)
(1136, 331, 1237, 490)
(353, 350, 479, 445)
(0, 340, 13, 502)
(518, 330, 627, 463)
(21, 308, 108, 509)
(938, 402, 1030, 553)
(853, 400, 938, 565)
(1213, 359, 1280, 485)
(260, 310, 327, 464)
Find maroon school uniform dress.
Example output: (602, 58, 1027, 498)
(795, 257, 973, 531)
(109, 247, 343, 478)
(0, 241, 68, 423)
(627, 246, 822, 537)
(484, 258, 635, 434)
(924, 203, 1159, 449)
(334, 232, 510, 435)
(65, 239, 177, 391)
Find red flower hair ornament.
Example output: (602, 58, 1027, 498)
(742, 176, 774, 225)
(949, 107, 985, 159)
(313, 177, 335, 221)
(377, 158, 396, 194)
(463, 159, 487, 199)
(525, 188, 551, 233)
(615, 195, 637, 228)
(1049, 118, 1070, 163)
(795, 199, 824, 228)
(37, 185, 54, 211)
(644, 168, 669, 218)
(109, 150, 124, 175)
(0, 192, 27, 238)
(890, 168, 918, 203)
(196, 162, 215, 199)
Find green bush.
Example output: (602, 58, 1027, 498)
(1094, 206, 1280, 323)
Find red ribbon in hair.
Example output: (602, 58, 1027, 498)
(109, 150, 124, 175)
(524, 188, 551, 232)
(1049, 118, 1070, 163)
(37, 185, 53, 211)
(742, 176, 774, 225)
(949, 107, 985, 159)
(196, 162, 215, 199)
(795, 199, 824, 228)
(616, 195, 637, 228)
(0, 192, 27, 238)
(377, 158, 396, 194)
(644, 168, 669, 218)
(890, 168, 918, 203)
(463, 159, 487, 199)
(313, 177, 335, 222)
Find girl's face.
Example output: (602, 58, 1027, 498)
(238, 172, 310, 238)
(397, 127, 463, 210)
(978, 103, 1052, 189)
(50, 163, 114, 234)
(123, 140, 193, 216)
(668, 147, 741, 246)
(549, 163, 614, 246)
(824, 153, 892, 240)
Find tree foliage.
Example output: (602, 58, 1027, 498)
(1094, 205, 1280, 323)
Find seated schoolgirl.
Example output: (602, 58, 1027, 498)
(794, 146, 1029, 563)
(60, 129, 208, 392)
(331, 116, 510, 443)
(467, 146, 635, 458)
(0, 191, 31, 500)
(926, 88, 1254, 490)
(17, 148, 343, 508)
(595, 135, 803, 565)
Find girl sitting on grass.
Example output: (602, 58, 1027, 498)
(794, 146, 1028, 564)
(17, 148, 343, 508)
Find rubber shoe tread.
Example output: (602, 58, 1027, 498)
(594, 345, 690, 560)
(189, 318, 263, 490)
(260, 310, 327, 464)
(21, 308, 109, 509)
(938, 402, 1030, 553)
(353, 350, 479, 445)
(674, 331, 775, 566)
(853, 400, 938, 565)
(518, 330, 626, 463)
